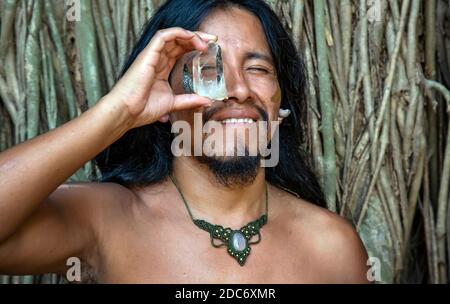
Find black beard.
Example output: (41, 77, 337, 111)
(196, 151, 260, 188)
(198, 102, 267, 187)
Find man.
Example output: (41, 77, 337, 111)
(0, 0, 369, 283)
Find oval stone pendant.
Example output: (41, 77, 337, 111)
(231, 231, 247, 252)
(227, 230, 251, 266)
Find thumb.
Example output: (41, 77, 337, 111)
(172, 94, 212, 112)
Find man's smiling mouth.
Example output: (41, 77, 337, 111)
(220, 118, 256, 124)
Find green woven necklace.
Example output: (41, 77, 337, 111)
(169, 174, 268, 266)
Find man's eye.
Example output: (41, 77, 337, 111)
(247, 66, 270, 74)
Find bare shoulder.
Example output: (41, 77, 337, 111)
(54, 181, 133, 201)
(50, 182, 134, 213)
(48, 182, 136, 233)
(270, 185, 370, 283)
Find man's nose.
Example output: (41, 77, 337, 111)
(223, 64, 252, 104)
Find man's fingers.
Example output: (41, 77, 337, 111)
(148, 28, 208, 54)
(172, 94, 212, 112)
(194, 31, 218, 43)
(166, 32, 218, 59)
(145, 28, 217, 58)
(134, 28, 218, 75)
(167, 45, 192, 59)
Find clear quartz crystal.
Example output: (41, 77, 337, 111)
(190, 42, 228, 101)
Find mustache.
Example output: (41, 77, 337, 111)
(202, 103, 268, 123)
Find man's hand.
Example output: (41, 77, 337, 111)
(107, 27, 216, 129)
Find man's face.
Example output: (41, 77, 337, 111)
(170, 7, 281, 185)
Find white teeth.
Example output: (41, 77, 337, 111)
(221, 118, 255, 124)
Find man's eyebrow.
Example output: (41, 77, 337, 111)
(244, 52, 274, 65)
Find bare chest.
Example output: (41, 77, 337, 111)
(89, 214, 320, 283)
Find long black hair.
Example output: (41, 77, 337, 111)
(94, 0, 326, 207)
